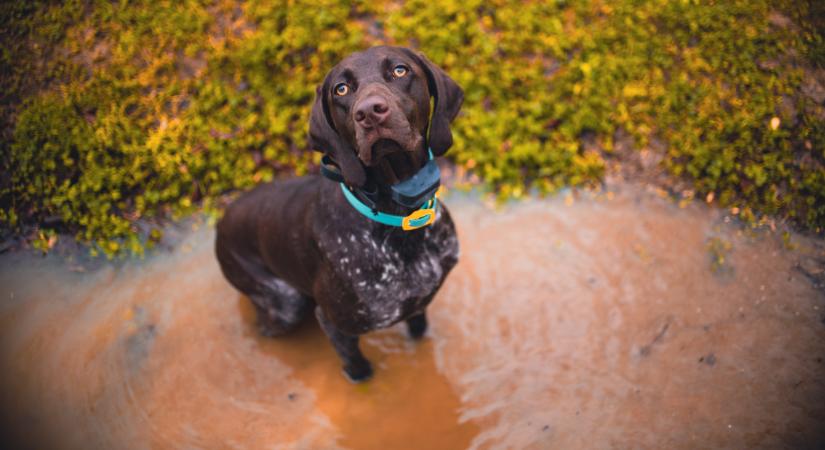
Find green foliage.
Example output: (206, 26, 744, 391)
(706, 236, 733, 274)
(2, 0, 824, 256)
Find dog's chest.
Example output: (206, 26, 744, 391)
(323, 222, 457, 327)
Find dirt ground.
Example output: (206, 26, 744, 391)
(0, 182, 823, 449)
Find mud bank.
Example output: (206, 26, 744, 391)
(1, 183, 823, 449)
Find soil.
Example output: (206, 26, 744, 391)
(0, 182, 823, 449)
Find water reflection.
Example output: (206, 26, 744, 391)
(0, 184, 822, 449)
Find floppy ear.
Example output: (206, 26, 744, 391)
(308, 82, 366, 187)
(404, 50, 464, 156)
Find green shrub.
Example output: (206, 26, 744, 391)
(2, 0, 823, 256)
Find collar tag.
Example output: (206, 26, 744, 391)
(401, 208, 436, 230)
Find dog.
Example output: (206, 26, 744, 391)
(215, 46, 463, 382)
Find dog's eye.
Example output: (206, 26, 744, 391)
(392, 65, 408, 78)
(334, 83, 349, 96)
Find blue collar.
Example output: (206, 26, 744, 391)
(327, 149, 441, 231)
(340, 184, 438, 231)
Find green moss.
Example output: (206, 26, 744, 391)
(2, 0, 824, 256)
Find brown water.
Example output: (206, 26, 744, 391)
(1, 183, 824, 449)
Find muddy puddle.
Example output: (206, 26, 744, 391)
(1, 183, 824, 449)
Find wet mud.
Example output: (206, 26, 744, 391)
(1, 183, 823, 449)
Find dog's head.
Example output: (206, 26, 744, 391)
(309, 46, 463, 188)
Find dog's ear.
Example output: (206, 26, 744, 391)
(404, 50, 464, 156)
(308, 81, 366, 187)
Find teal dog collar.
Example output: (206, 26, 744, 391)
(326, 149, 441, 231)
(341, 184, 438, 231)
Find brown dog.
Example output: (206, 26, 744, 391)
(215, 46, 463, 381)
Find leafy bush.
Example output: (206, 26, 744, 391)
(2, 0, 823, 256)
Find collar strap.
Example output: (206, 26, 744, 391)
(320, 154, 345, 183)
(340, 184, 438, 231)
(322, 149, 440, 231)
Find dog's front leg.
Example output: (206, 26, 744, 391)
(314, 306, 373, 382)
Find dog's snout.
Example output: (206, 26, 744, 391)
(354, 96, 390, 128)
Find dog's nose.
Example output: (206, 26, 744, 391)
(354, 96, 390, 128)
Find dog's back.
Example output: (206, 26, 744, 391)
(215, 177, 324, 335)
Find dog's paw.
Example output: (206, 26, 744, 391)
(406, 314, 428, 340)
(343, 360, 373, 383)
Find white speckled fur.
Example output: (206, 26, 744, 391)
(323, 211, 458, 329)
